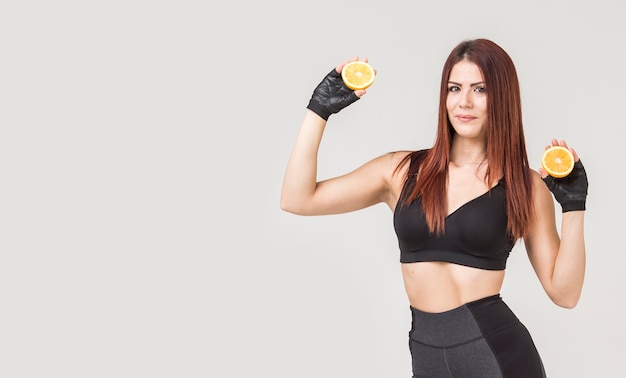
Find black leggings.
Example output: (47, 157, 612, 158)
(408, 294, 546, 378)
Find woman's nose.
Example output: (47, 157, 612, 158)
(459, 91, 472, 108)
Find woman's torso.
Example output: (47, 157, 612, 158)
(388, 152, 508, 313)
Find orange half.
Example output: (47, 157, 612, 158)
(541, 146, 575, 178)
(341, 61, 376, 90)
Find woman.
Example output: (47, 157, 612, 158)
(280, 39, 588, 377)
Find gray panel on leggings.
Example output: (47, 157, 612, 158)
(410, 305, 483, 347)
(446, 338, 503, 378)
(409, 341, 450, 378)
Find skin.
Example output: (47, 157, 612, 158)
(281, 57, 586, 312)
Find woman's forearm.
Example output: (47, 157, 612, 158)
(550, 211, 586, 308)
(280, 111, 327, 214)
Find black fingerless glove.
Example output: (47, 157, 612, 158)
(542, 160, 588, 212)
(306, 68, 359, 121)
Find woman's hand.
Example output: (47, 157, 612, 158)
(539, 139, 588, 212)
(306, 57, 371, 121)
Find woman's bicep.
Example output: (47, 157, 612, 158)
(296, 152, 407, 216)
(305, 154, 395, 215)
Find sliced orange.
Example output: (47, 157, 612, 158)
(341, 61, 376, 90)
(541, 146, 575, 178)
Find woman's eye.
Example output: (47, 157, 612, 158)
(474, 86, 486, 93)
(448, 86, 460, 92)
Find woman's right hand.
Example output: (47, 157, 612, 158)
(306, 57, 370, 121)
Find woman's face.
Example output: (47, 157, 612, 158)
(446, 60, 488, 139)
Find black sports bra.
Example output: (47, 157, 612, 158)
(393, 175, 516, 271)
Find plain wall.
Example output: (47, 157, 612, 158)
(2, 1, 624, 377)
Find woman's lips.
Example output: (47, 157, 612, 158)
(456, 114, 477, 122)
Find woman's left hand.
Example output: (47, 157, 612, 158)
(539, 139, 588, 212)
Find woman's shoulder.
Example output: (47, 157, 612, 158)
(386, 150, 413, 163)
(380, 150, 418, 174)
(527, 167, 545, 186)
(526, 167, 554, 203)
(384, 149, 430, 165)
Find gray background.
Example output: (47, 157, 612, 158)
(1, 0, 624, 377)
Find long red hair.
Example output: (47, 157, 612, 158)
(397, 39, 533, 239)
